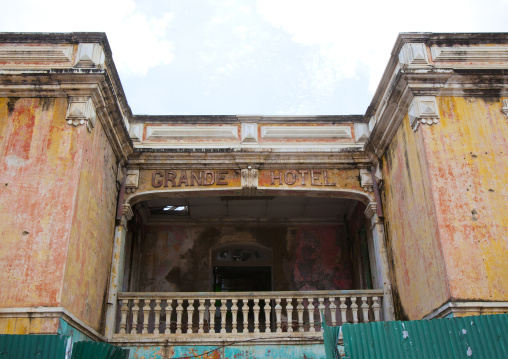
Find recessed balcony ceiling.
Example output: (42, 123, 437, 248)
(145, 196, 356, 220)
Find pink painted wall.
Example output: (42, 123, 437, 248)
(0, 98, 82, 308)
(0, 97, 119, 332)
(382, 111, 450, 320)
(60, 115, 119, 330)
(421, 97, 508, 304)
(127, 222, 354, 293)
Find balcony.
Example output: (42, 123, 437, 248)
(113, 290, 383, 345)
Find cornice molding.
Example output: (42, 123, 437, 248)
(125, 150, 372, 170)
(0, 71, 133, 162)
(367, 34, 508, 158)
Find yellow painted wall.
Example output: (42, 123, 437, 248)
(60, 114, 119, 331)
(0, 98, 81, 309)
(382, 111, 450, 320)
(0, 97, 119, 333)
(422, 97, 508, 302)
(0, 317, 59, 334)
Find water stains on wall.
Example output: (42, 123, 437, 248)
(126, 223, 356, 293)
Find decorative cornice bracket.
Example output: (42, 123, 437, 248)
(241, 166, 258, 195)
(66, 96, 96, 132)
(360, 166, 382, 192)
(408, 96, 440, 131)
(125, 169, 140, 194)
(399, 43, 430, 67)
(75, 43, 105, 68)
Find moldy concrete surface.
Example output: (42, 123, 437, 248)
(126, 223, 357, 293)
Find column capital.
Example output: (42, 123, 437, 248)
(122, 204, 134, 223)
(364, 202, 378, 220)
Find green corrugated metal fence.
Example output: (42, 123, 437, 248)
(0, 334, 70, 358)
(0, 335, 129, 359)
(71, 341, 129, 359)
(342, 314, 508, 358)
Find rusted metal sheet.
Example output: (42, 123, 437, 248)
(343, 314, 508, 359)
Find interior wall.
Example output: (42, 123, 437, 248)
(127, 221, 355, 292)
(346, 201, 371, 290)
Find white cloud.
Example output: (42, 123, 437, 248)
(256, 0, 505, 94)
(0, 0, 174, 76)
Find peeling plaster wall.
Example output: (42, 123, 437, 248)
(125, 344, 326, 359)
(422, 97, 508, 302)
(0, 97, 119, 333)
(60, 112, 119, 331)
(0, 98, 81, 310)
(129, 223, 354, 292)
(382, 111, 450, 320)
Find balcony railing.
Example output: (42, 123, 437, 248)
(115, 290, 383, 341)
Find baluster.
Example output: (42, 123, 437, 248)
(318, 297, 325, 328)
(286, 298, 293, 333)
(220, 299, 228, 334)
(329, 297, 337, 326)
(176, 299, 184, 334)
(253, 299, 260, 333)
(231, 299, 238, 333)
(164, 299, 173, 334)
(308, 297, 315, 332)
(198, 299, 206, 333)
(119, 299, 129, 334)
(339, 297, 347, 324)
(264, 298, 271, 333)
(209, 299, 216, 333)
(131, 299, 139, 334)
(187, 299, 195, 333)
(153, 299, 161, 334)
(142, 300, 150, 334)
(297, 298, 304, 332)
(351, 297, 359, 324)
(275, 298, 282, 333)
(242, 299, 250, 333)
(372, 296, 381, 322)
(361, 296, 369, 323)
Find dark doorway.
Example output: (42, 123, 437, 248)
(213, 266, 272, 292)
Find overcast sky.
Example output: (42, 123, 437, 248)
(1, 0, 507, 116)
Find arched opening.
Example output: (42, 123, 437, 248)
(115, 189, 390, 336)
(212, 243, 273, 292)
(122, 193, 375, 294)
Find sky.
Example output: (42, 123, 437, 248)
(1, 0, 507, 116)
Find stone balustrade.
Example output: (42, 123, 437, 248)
(116, 290, 383, 337)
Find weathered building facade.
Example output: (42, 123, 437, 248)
(0, 32, 507, 358)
